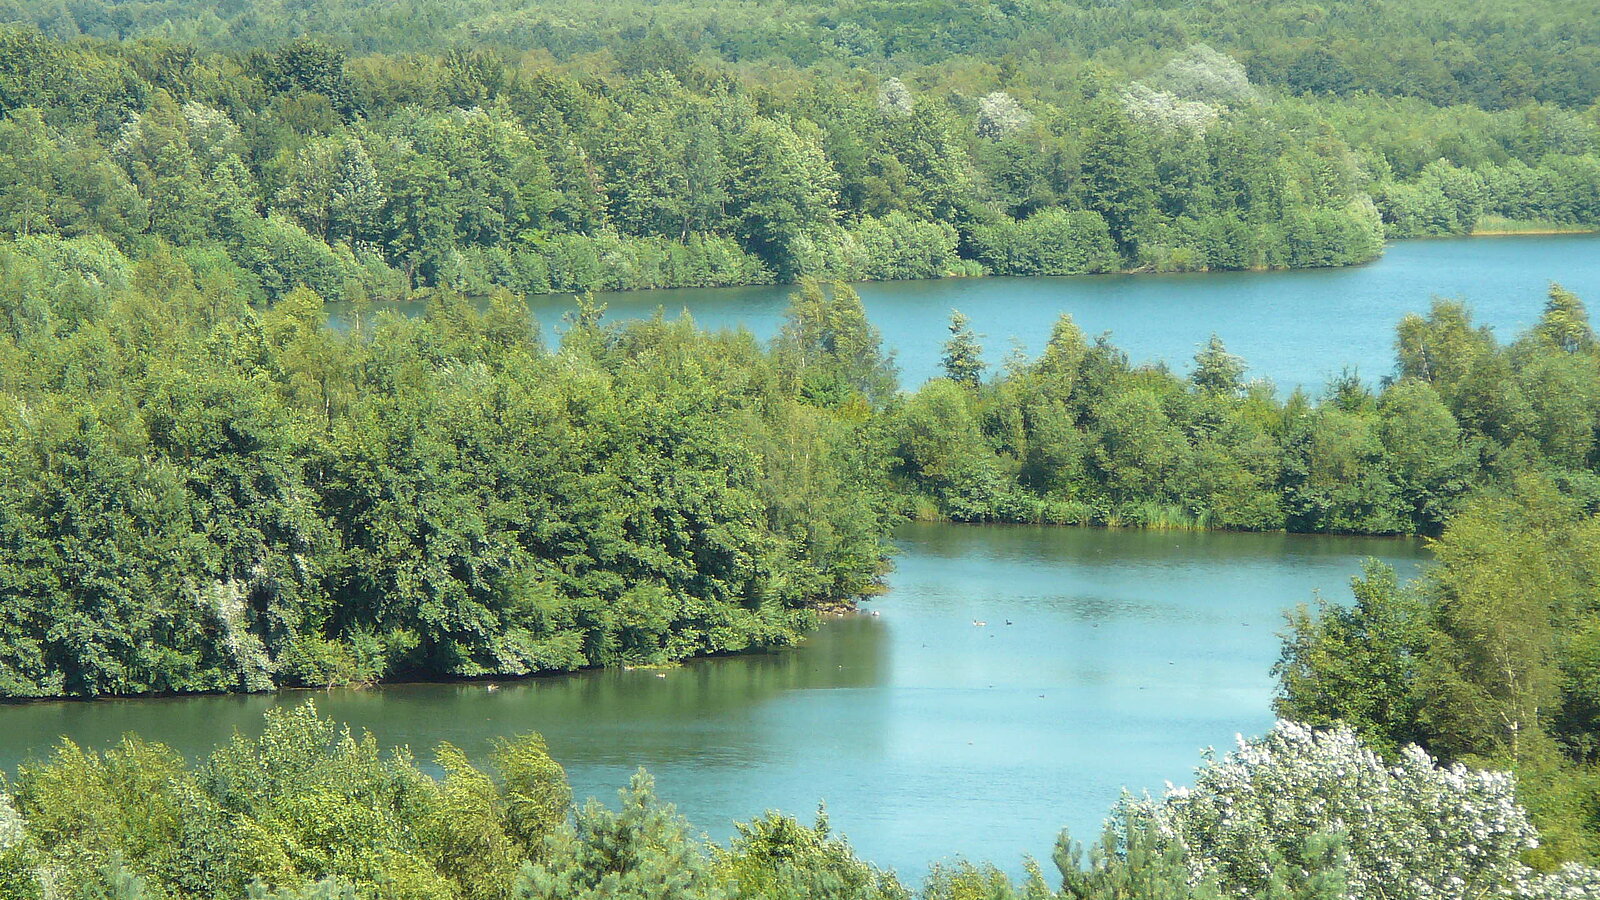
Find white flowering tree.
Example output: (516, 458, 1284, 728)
(976, 91, 1031, 139)
(1119, 722, 1600, 900)
(1154, 44, 1260, 107)
(181, 101, 243, 165)
(877, 77, 913, 117)
(1119, 82, 1219, 136)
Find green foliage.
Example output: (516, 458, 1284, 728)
(1191, 335, 1246, 396)
(1276, 562, 1433, 756)
(1278, 482, 1600, 862)
(4, 698, 1598, 899)
(493, 734, 573, 858)
(0, 264, 892, 699)
(9, 701, 571, 900)
(974, 209, 1121, 277)
(0, 16, 1584, 299)
(1054, 817, 1225, 900)
(715, 810, 909, 900)
(940, 310, 983, 388)
(513, 771, 720, 900)
(773, 280, 899, 408)
(891, 287, 1600, 536)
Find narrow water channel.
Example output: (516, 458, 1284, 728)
(330, 234, 1600, 393)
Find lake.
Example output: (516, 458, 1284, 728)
(0, 524, 1426, 880)
(16, 235, 1570, 877)
(331, 233, 1600, 394)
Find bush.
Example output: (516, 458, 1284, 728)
(973, 209, 1121, 276)
(1121, 722, 1558, 900)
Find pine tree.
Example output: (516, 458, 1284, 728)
(512, 771, 720, 900)
(1191, 333, 1246, 395)
(941, 310, 984, 387)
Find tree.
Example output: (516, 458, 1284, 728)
(1054, 817, 1228, 900)
(715, 810, 908, 900)
(258, 37, 358, 118)
(773, 280, 897, 406)
(1093, 389, 1190, 504)
(1073, 100, 1155, 252)
(1536, 282, 1595, 353)
(876, 78, 912, 118)
(1123, 722, 1544, 900)
(1154, 45, 1260, 106)
(1276, 562, 1432, 754)
(1191, 334, 1246, 396)
(941, 310, 984, 387)
(513, 771, 720, 900)
(976, 91, 1031, 139)
(727, 116, 839, 280)
(1375, 379, 1471, 531)
(1414, 485, 1573, 763)
(494, 733, 573, 859)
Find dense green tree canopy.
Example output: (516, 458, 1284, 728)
(0, 266, 894, 699)
(0, 11, 1586, 299)
(886, 286, 1600, 536)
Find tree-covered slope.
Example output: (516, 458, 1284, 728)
(0, 24, 1591, 300)
(4, 0, 1597, 109)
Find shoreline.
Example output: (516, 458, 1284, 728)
(0, 607, 874, 707)
(1470, 227, 1599, 236)
(0, 513, 1440, 708)
(361, 229, 1597, 309)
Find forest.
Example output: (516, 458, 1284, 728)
(9, 255, 1600, 700)
(6, 266, 1600, 893)
(0, 3, 1592, 298)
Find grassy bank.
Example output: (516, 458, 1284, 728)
(1472, 216, 1599, 235)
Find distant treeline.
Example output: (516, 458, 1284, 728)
(1, 0, 1596, 110)
(0, 21, 1591, 300)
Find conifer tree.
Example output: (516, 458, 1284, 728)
(941, 309, 984, 387)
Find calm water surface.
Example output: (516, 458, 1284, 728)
(333, 234, 1600, 393)
(0, 525, 1425, 879)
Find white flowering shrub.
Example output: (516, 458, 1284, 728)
(1121, 722, 1599, 900)
(0, 788, 42, 898)
(1514, 865, 1600, 900)
(211, 577, 276, 692)
(0, 789, 22, 850)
